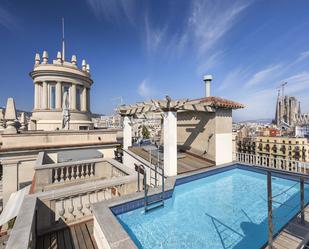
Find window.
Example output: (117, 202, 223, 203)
(50, 85, 56, 109)
(76, 87, 81, 111)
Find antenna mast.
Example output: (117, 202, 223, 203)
(62, 17, 65, 62)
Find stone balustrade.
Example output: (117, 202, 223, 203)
(235, 152, 309, 174)
(36, 164, 137, 231)
(53, 183, 125, 222)
(7, 157, 138, 242)
(34, 152, 128, 192)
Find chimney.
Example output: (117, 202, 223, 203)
(203, 74, 213, 97)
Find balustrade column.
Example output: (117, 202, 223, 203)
(56, 81, 62, 109)
(71, 84, 76, 110)
(42, 81, 48, 109)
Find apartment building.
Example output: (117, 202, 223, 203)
(237, 136, 309, 162)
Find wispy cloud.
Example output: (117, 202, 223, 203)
(185, 0, 252, 56)
(86, 0, 136, 24)
(283, 72, 309, 95)
(144, 15, 167, 54)
(197, 50, 225, 73)
(219, 67, 249, 91)
(0, 6, 17, 30)
(244, 64, 282, 88)
(137, 79, 155, 99)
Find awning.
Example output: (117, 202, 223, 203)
(0, 185, 30, 226)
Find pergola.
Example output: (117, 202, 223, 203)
(118, 96, 244, 176)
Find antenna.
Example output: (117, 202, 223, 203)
(62, 17, 65, 62)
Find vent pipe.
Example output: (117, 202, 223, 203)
(203, 74, 213, 97)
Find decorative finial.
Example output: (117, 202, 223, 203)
(82, 59, 87, 71)
(4, 97, 18, 134)
(19, 112, 28, 131)
(71, 55, 77, 65)
(57, 51, 62, 62)
(42, 50, 48, 64)
(35, 53, 40, 65)
(86, 64, 90, 73)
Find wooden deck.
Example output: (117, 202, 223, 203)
(177, 153, 214, 174)
(265, 206, 309, 249)
(37, 220, 98, 249)
(129, 147, 214, 174)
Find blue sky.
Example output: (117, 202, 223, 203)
(1, 0, 309, 121)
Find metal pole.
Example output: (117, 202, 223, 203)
(155, 149, 158, 187)
(144, 166, 147, 211)
(267, 171, 273, 248)
(137, 165, 140, 192)
(162, 164, 165, 205)
(300, 177, 305, 224)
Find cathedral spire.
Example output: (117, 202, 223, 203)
(275, 89, 280, 126)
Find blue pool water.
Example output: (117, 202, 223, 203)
(117, 168, 309, 249)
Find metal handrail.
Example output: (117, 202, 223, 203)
(135, 163, 146, 193)
(122, 148, 166, 178)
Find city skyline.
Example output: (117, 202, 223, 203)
(1, 0, 309, 121)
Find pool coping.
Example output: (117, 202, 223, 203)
(92, 162, 309, 249)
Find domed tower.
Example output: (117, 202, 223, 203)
(29, 51, 94, 130)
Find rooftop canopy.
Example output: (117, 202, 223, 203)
(118, 96, 244, 117)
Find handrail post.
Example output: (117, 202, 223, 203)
(155, 149, 159, 187)
(143, 165, 147, 211)
(300, 177, 305, 225)
(162, 164, 165, 205)
(267, 171, 273, 249)
(137, 165, 140, 192)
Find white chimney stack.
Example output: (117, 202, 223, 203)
(203, 74, 213, 97)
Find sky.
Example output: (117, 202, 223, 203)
(1, 0, 309, 121)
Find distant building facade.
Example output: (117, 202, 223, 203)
(237, 136, 309, 162)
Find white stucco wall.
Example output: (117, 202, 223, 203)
(215, 133, 232, 165)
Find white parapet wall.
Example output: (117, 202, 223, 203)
(215, 133, 232, 165)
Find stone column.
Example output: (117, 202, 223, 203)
(163, 111, 177, 176)
(34, 83, 39, 109)
(2, 161, 18, 206)
(42, 81, 48, 109)
(71, 84, 76, 110)
(87, 88, 91, 111)
(56, 81, 62, 109)
(82, 87, 87, 111)
(123, 116, 132, 149)
(123, 116, 132, 166)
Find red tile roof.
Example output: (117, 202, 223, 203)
(190, 96, 244, 109)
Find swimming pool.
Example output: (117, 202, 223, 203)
(117, 167, 309, 249)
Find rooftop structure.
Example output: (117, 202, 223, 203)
(30, 51, 93, 131)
